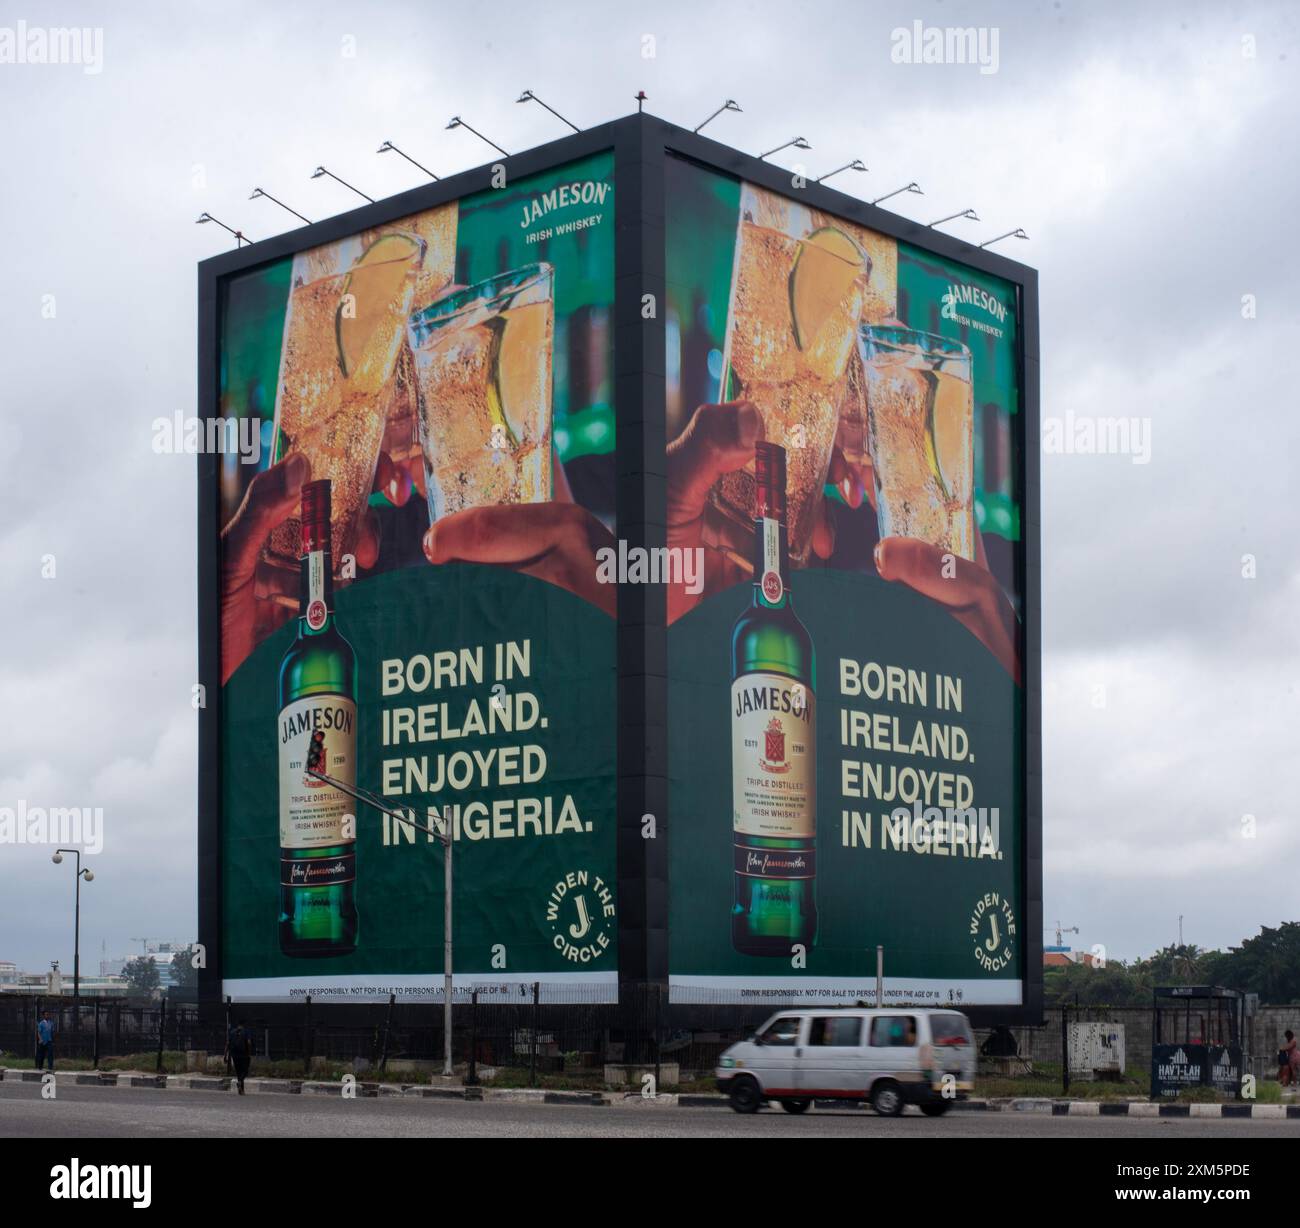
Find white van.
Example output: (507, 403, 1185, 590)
(716, 1007, 976, 1115)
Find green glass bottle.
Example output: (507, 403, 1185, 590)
(277, 478, 359, 957)
(730, 442, 818, 956)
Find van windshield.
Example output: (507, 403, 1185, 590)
(758, 1017, 801, 1046)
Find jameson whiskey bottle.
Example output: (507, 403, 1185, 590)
(730, 442, 817, 956)
(277, 479, 359, 957)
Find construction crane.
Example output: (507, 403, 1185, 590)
(1047, 921, 1080, 948)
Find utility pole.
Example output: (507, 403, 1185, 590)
(304, 752, 455, 1078)
(443, 811, 453, 1077)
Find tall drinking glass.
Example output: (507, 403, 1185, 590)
(858, 326, 975, 560)
(266, 231, 427, 574)
(709, 217, 867, 562)
(407, 263, 554, 523)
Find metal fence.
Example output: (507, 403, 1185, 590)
(4, 993, 1295, 1091)
(1, 988, 675, 1081)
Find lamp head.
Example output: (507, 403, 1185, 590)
(51, 851, 62, 864)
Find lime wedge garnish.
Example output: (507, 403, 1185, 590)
(789, 226, 864, 351)
(927, 370, 972, 500)
(336, 233, 421, 377)
(484, 299, 550, 449)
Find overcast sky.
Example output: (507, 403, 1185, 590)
(0, 0, 1295, 976)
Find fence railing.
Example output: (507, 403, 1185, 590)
(4, 993, 1295, 1089)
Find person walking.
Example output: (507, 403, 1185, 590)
(1281, 1030, 1299, 1088)
(225, 1017, 253, 1094)
(34, 1012, 55, 1072)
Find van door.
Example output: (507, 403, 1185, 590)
(750, 1014, 804, 1097)
(796, 1015, 866, 1098)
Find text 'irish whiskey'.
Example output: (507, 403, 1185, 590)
(730, 442, 817, 955)
(277, 478, 359, 957)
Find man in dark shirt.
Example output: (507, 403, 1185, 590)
(225, 1018, 253, 1094)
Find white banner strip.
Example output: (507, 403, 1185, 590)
(668, 976, 1023, 1006)
(222, 972, 617, 1004)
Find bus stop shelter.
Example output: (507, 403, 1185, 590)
(1150, 985, 1246, 1099)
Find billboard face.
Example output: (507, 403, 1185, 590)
(215, 152, 618, 1002)
(665, 158, 1026, 1006)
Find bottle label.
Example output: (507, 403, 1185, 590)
(734, 841, 816, 879)
(731, 671, 815, 838)
(278, 693, 357, 850)
(306, 550, 328, 630)
(760, 517, 783, 603)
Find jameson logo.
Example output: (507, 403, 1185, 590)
(734, 680, 812, 724)
(941, 283, 1007, 336)
(520, 180, 610, 243)
(280, 702, 355, 745)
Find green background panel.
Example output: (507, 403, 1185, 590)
(223, 564, 617, 980)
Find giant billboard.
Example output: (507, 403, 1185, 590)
(201, 119, 1037, 1016)
(213, 151, 619, 1002)
(664, 157, 1027, 1006)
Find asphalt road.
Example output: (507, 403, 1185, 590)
(2, 1082, 1298, 1137)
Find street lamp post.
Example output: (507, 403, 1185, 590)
(52, 849, 93, 1009)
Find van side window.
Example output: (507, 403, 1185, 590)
(870, 1015, 919, 1047)
(759, 1016, 801, 1046)
(809, 1016, 863, 1046)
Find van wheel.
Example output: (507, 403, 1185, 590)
(729, 1077, 762, 1114)
(871, 1080, 904, 1117)
(780, 1098, 811, 1114)
(920, 1101, 951, 1117)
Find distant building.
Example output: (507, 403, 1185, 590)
(0, 960, 18, 985)
(1044, 947, 1099, 969)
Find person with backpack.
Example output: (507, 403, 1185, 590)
(225, 1018, 254, 1094)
